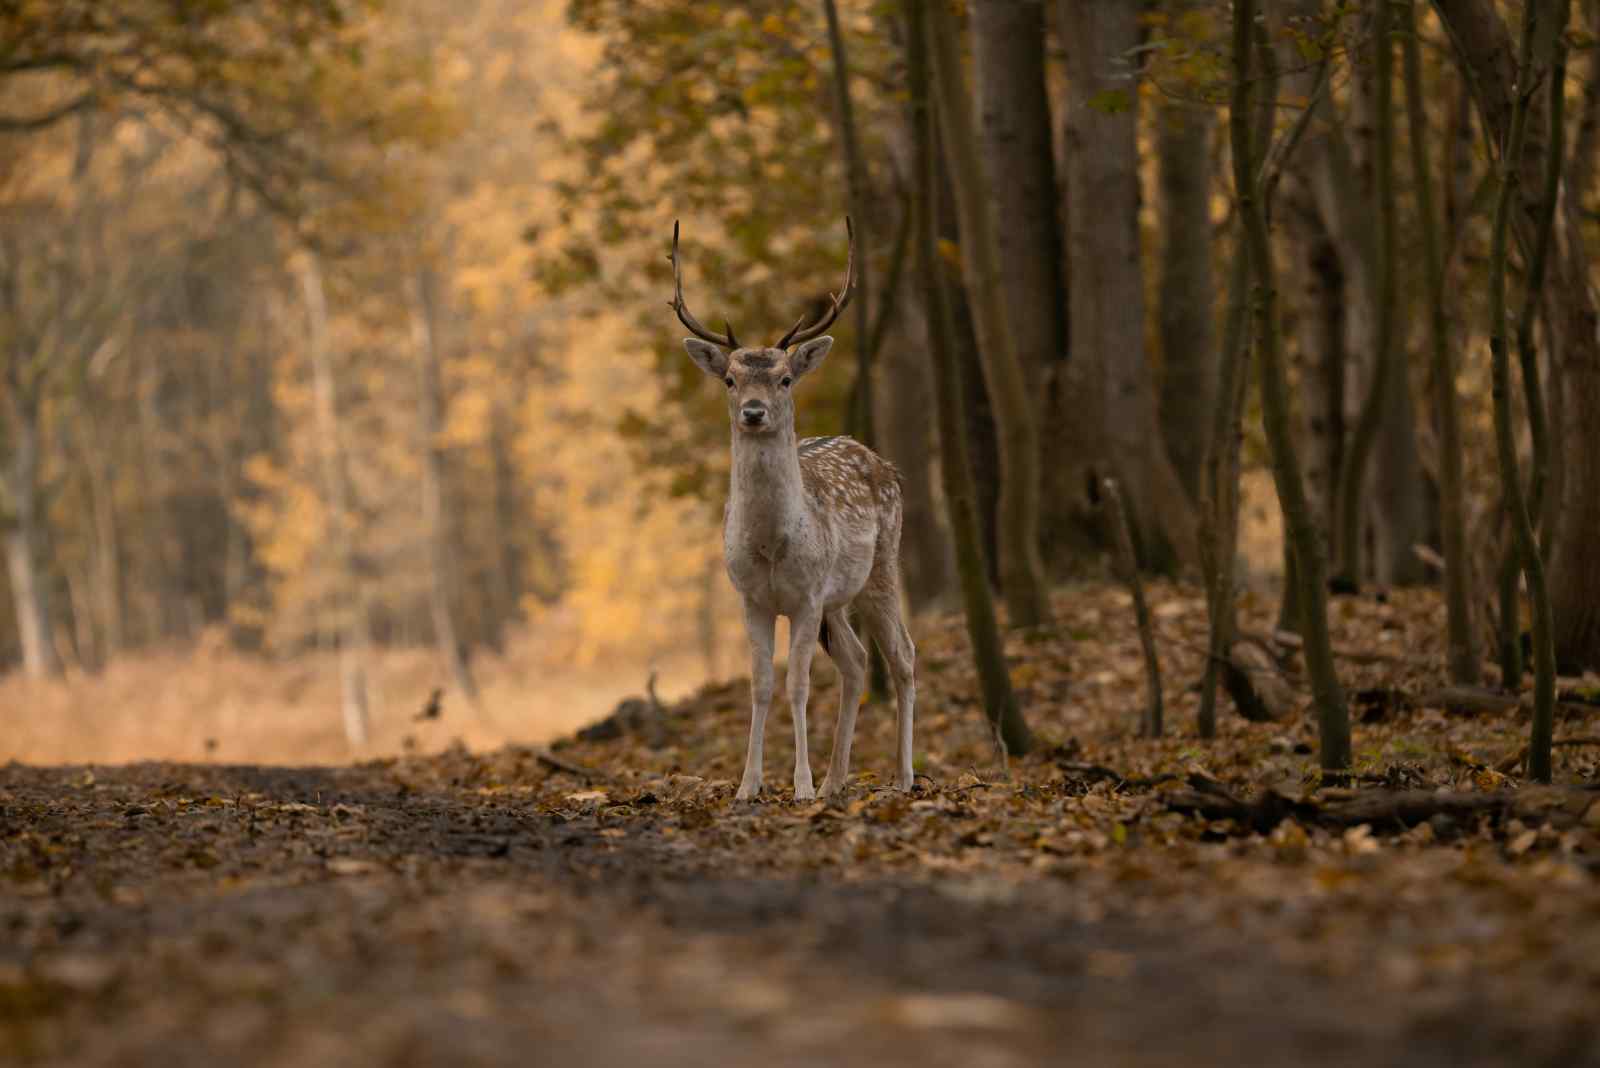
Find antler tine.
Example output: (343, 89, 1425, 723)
(775, 216, 856, 350)
(668, 220, 739, 349)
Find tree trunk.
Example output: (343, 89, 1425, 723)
(1330, 0, 1430, 587)
(1155, 4, 1217, 501)
(906, 0, 1032, 756)
(820, 0, 875, 448)
(1199, 33, 1283, 735)
(76, 402, 126, 662)
(1483, 0, 1561, 782)
(1433, 0, 1600, 672)
(926, 0, 1051, 628)
(411, 260, 480, 706)
(1368, 0, 1430, 587)
(1403, 0, 1477, 685)
(1061, 0, 1198, 572)
(1281, 197, 1346, 540)
(1232, 0, 1351, 773)
(971, 0, 1066, 410)
(1, 406, 63, 678)
(874, 250, 952, 614)
(298, 251, 371, 751)
(1565, 0, 1599, 207)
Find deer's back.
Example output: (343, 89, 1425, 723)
(798, 435, 903, 540)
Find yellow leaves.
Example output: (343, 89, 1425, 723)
(1473, 767, 1510, 791)
(760, 13, 785, 35)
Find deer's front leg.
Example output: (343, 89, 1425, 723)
(736, 603, 777, 801)
(787, 603, 823, 801)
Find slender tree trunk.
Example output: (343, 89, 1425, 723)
(1434, 0, 1600, 673)
(1199, 31, 1286, 734)
(487, 396, 522, 647)
(1568, 0, 1600, 207)
(875, 250, 952, 613)
(1335, 0, 1429, 587)
(906, 0, 1032, 755)
(298, 252, 370, 751)
(411, 261, 480, 706)
(1155, 4, 1217, 501)
(1484, 0, 1560, 781)
(1402, 0, 1478, 685)
(926, 0, 1051, 627)
(1198, 232, 1250, 739)
(1061, 0, 1198, 572)
(1, 404, 63, 678)
(76, 404, 125, 662)
(820, 0, 875, 447)
(1232, 0, 1351, 774)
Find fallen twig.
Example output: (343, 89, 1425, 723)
(534, 748, 609, 781)
(1103, 477, 1163, 738)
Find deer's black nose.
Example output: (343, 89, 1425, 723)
(741, 405, 768, 426)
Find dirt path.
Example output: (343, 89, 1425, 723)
(2, 759, 1590, 1067)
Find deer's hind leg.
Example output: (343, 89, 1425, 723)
(818, 606, 867, 799)
(857, 583, 916, 792)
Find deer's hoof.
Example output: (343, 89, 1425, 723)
(793, 782, 816, 802)
(819, 774, 844, 799)
(894, 771, 914, 792)
(735, 780, 763, 802)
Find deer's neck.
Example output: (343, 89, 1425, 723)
(727, 425, 808, 545)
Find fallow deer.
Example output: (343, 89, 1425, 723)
(670, 219, 915, 801)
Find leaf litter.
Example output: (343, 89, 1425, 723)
(3, 581, 1600, 1065)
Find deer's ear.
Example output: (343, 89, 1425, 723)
(788, 336, 833, 380)
(684, 338, 729, 378)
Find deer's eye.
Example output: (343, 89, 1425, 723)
(724, 375, 735, 388)
(780, 376, 792, 388)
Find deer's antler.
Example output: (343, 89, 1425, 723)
(775, 216, 855, 350)
(669, 221, 739, 350)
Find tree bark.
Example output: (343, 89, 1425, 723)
(1332, 0, 1430, 588)
(1402, 0, 1477, 685)
(874, 247, 952, 614)
(1, 404, 63, 678)
(820, 0, 875, 448)
(971, 0, 1066, 410)
(298, 251, 371, 752)
(1570, 0, 1600, 205)
(411, 260, 480, 706)
(1061, 0, 1198, 572)
(1155, 4, 1217, 501)
(906, 0, 1032, 755)
(1483, 0, 1561, 782)
(1433, 0, 1600, 672)
(925, 0, 1052, 627)
(1199, 28, 1287, 735)
(1232, 0, 1351, 773)
(1368, 0, 1430, 587)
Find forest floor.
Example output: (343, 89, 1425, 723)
(5, 582, 1600, 1066)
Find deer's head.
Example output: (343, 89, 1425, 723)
(670, 219, 853, 436)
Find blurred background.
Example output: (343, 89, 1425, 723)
(1, 0, 1589, 764)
